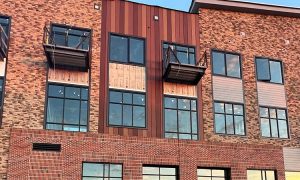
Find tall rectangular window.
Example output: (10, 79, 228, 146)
(163, 43, 195, 65)
(164, 96, 198, 140)
(110, 34, 145, 65)
(109, 90, 146, 128)
(214, 102, 245, 135)
(247, 170, 276, 180)
(51, 25, 90, 50)
(46, 84, 89, 132)
(260, 107, 289, 138)
(82, 162, 122, 179)
(197, 168, 229, 180)
(143, 166, 178, 180)
(212, 51, 241, 78)
(256, 58, 283, 84)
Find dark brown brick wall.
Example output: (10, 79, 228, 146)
(199, 8, 300, 147)
(7, 128, 285, 180)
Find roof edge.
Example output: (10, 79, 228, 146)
(190, 0, 300, 18)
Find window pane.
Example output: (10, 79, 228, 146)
(234, 105, 243, 115)
(110, 91, 122, 103)
(191, 100, 197, 111)
(47, 98, 63, 123)
(64, 99, 80, 124)
(179, 134, 192, 139)
(247, 170, 262, 180)
(143, 167, 159, 175)
(46, 124, 62, 130)
(110, 164, 122, 177)
(165, 97, 177, 109)
(178, 111, 191, 133)
(68, 34, 80, 48)
(266, 171, 275, 180)
(83, 163, 103, 177)
(160, 168, 176, 175)
(165, 133, 178, 139)
(53, 33, 66, 46)
(130, 38, 144, 64)
(165, 109, 177, 132)
(215, 114, 225, 133)
(226, 115, 234, 134)
(226, 54, 241, 78)
(256, 58, 271, 81)
(270, 61, 283, 84)
(123, 93, 132, 104)
(109, 104, 122, 125)
(123, 105, 133, 126)
(270, 119, 279, 137)
(225, 104, 233, 114)
(261, 118, 271, 137)
(191, 112, 198, 134)
(133, 106, 145, 127)
(212, 169, 225, 176)
(143, 176, 159, 180)
(235, 116, 245, 135)
(110, 35, 128, 62)
(178, 99, 190, 110)
(286, 172, 300, 180)
(212, 52, 225, 75)
(214, 102, 224, 113)
(81, 88, 89, 100)
(133, 94, 145, 105)
(277, 109, 286, 119)
(63, 125, 80, 132)
(278, 120, 288, 138)
(260, 108, 269, 118)
(65, 86, 81, 99)
(177, 51, 189, 64)
(269, 109, 276, 118)
(80, 101, 88, 125)
(197, 169, 211, 176)
(189, 53, 195, 65)
(48, 85, 64, 97)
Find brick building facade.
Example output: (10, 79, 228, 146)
(0, 0, 299, 179)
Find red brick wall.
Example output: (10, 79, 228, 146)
(7, 128, 285, 180)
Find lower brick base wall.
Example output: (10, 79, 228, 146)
(7, 128, 285, 179)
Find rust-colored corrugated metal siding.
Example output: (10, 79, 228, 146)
(100, 0, 201, 138)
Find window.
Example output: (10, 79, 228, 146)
(212, 51, 241, 78)
(45, 84, 89, 132)
(110, 34, 145, 65)
(143, 166, 178, 180)
(51, 25, 90, 50)
(260, 107, 289, 138)
(286, 172, 300, 180)
(256, 58, 283, 84)
(247, 170, 276, 180)
(0, 16, 10, 35)
(164, 96, 198, 140)
(214, 102, 245, 135)
(163, 43, 195, 65)
(197, 168, 229, 180)
(82, 162, 122, 179)
(109, 90, 146, 128)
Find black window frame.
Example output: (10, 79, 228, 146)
(45, 83, 90, 132)
(247, 169, 277, 180)
(197, 167, 231, 180)
(109, 33, 146, 65)
(255, 57, 284, 84)
(82, 162, 123, 179)
(162, 42, 196, 65)
(0, 15, 11, 38)
(142, 165, 179, 180)
(108, 89, 146, 128)
(211, 50, 242, 79)
(259, 106, 289, 139)
(50, 23, 91, 50)
(163, 95, 199, 140)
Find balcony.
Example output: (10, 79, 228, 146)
(163, 47, 207, 85)
(0, 25, 8, 61)
(43, 25, 91, 71)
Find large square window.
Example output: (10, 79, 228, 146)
(110, 34, 145, 65)
(82, 162, 122, 179)
(143, 166, 178, 180)
(109, 90, 146, 128)
(214, 102, 245, 135)
(212, 51, 241, 78)
(45, 84, 89, 132)
(163, 43, 195, 65)
(247, 170, 276, 180)
(164, 96, 198, 140)
(260, 107, 289, 138)
(256, 58, 283, 84)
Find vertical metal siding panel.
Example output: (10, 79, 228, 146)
(133, 4, 139, 36)
(257, 82, 287, 108)
(115, 1, 120, 34)
(124, 3, 129, 34)
(119, 1, 125, 34)
(191, 14, 196, 46)
(110, 0, 116, 32)
(171, 11, 176, 42)
(213, 76, 244, 103)
(167, 10, 172, 42)
(141, 5, 147, 37)
(283, 148, 300, 171)
(162, 9, 168, 41)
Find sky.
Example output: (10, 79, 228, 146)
(128, 0, 300, 11)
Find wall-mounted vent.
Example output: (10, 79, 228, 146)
(32, 143, 61, 152)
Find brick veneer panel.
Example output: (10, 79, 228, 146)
(0, 0, 102, 178)
(7, 128, 285, 180)
(199, 9, 300, 147)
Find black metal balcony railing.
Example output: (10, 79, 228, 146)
(43, 26, 91, 71)
(0, 25, 8, 61)
(163, 47, 207, 85)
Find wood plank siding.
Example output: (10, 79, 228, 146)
(213, 76, 244, 103)
(48, 68, 89, 86)
(100, 0, 201, 138)
(283, 148, 300, 171)
(257, 82, 287, 108)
